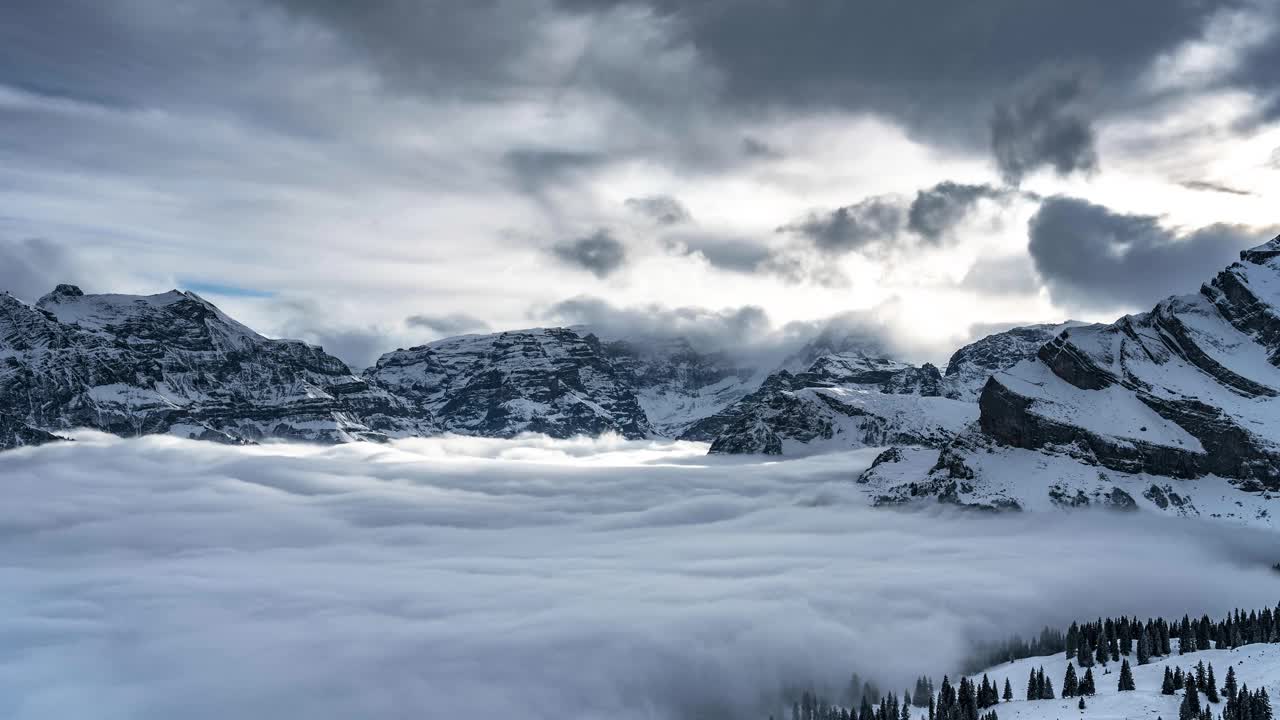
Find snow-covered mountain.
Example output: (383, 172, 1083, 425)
(863, 235, 1280, 525)
(364, 328, 655, 439)
(701, 324, 1071, 455)
(0, 285, 424, 445)
(942, 321, 1089, 401)
(704, 353, 974, 454)
(0, 281, 1082, 452)
(594, 333, 762, 439)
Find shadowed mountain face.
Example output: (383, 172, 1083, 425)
(0, 285, 426, 445)
(863, 235, 1280, 517)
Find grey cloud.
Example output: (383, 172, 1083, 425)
(551, 229, 628, 278)
(0, 237, 85, 302)
(405, 312, 489, 336)
(778, 196, 903, 254)
(625, 195, 692, 225)
(562, 0, 1228, 147)
(546, 295, 771, 353)
(907, 182, 1013, 243)
(991, 73, 1099, 185)
(1178, 180, 1255, 196)
(960, 254, 1044, 297)
(741, 136, 783, 159)
(3, 435, 1276, 719)
(1028, 196, 1271, 312)
(505, 149, 611, 192)
(661, 232, 773, 274)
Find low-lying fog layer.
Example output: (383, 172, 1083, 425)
(0, 433, 1276, 720)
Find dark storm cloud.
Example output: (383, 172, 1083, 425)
(991, 73, 1099, 185)
(405, 312, 489, 336)
(1178, 180, 1255, 196)
(625, 195, 692, 225)
(907, 182, 1015, 242)
(258, 0, 1249, 169)
(559, 0, 1230, 145)
(1027, 196, 1272, 312)
(778, 197, 903, 254)
(551, 229, 628, 277)
(0, 237, 84, 302)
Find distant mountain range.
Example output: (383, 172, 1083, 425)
(4, 235, 1279, 524)
(0, 283, 1052, 454)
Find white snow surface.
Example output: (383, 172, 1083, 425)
(968, 642, 1278, 720)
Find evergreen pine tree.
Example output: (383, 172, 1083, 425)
(1138, 625, 1152, 665)
(1063, 662, 1078, 697)
(1184, 683, 1202, 718)
(1026, 670, 1037, 702)
(1223, 666, 1238, 702)
(1163, 667, 1176, 695)
(1082, 668, 1096, 696)
(1077, 639, 1092, 668)
(1205, 664, 1219, 704)
(1042, 676, 1055, 700)
(1002, 678, 1012, 703)
(1174, 667, 1184, 690)
(1195, 661, 1207, 692)
(1118, 659, 1135, 691)
(1096, 637, 1108, 666)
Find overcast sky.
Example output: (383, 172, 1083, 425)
(2, 0, 1279, 366)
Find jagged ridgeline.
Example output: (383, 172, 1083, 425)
(5, 235, 1280, 527)
(0, 283, 1063, 451)
(772, 603, 1279, 720)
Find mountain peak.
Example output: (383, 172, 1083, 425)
(37, 284, 84, 304)
(1240, 234, 1280, 265)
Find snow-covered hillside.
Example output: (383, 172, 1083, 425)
(969, 642, 1277, 720)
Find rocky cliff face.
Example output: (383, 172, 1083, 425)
(942, 322, 1087, 400)
(0, 285, 423, 447)
(705, 352, 977, 454)
(596, 335, 761, 439)
(861, 235, 1280, 522)
(0, 412, 65, 449)
(365, 328, 655, 439)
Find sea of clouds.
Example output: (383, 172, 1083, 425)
(0, 432, 1276, 720)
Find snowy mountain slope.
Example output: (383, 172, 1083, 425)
(942, 322, 1089, 401)
(859, 439, 1276, 528)
(706, 351, 977, 455)
(0, 285, 423, 446)
(863, 235, 1280, 516)
(967, 641, 1277, 720)
(364, 328, 655, 439)
(595, 333, 763, 439)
